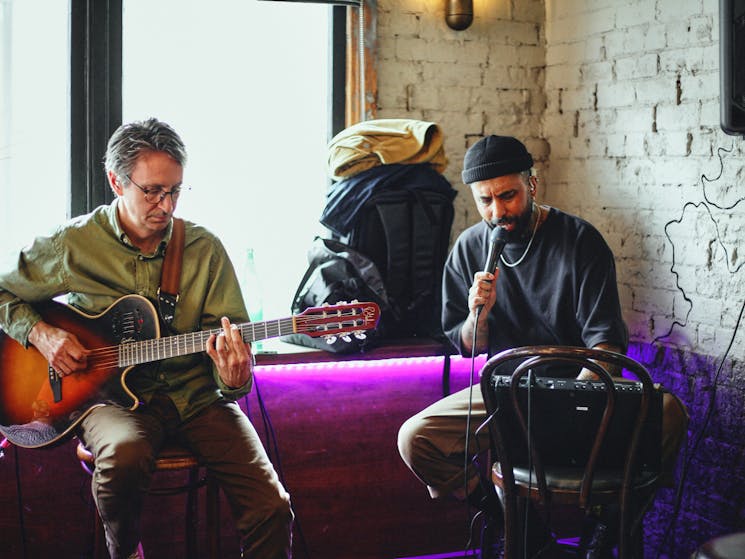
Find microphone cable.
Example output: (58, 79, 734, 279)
(461, 307, 484, 555)
(462, 226, 508, 555)
(463, 305, 494, 553)
(523, 369, 533, 559)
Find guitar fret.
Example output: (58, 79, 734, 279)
(117, 304, 377, 368)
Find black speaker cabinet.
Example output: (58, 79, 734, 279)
(721, 0, 745, 135)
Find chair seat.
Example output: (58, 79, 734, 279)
(76, 441, 201, 471)
(515, 466, 658, 492)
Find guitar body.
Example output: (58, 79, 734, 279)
(0, 295, 159, 448)
(0, 295, 380, 449)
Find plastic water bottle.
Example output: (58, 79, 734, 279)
(242, 248, 264, 352)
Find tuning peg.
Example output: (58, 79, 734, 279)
(341, 335, 351, 343)
(321, 302, 331, 306)
(324, 335, 337, 344)
(351, 299, 359, 304)
(354, 331, 367, 340)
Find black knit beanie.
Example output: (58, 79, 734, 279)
(461, 135, 534, 184)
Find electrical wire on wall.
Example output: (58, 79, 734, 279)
(653, 142, 745, 344)
(653, 140, 745, 557)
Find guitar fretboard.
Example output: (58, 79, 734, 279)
(118, 317, 296, 367)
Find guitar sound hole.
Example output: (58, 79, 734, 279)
(133, 309, 144, 336)
(111, 310, 122, 339)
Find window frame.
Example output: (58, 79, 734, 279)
(69, 1, 351, 218)
(70, 0, 122, 217)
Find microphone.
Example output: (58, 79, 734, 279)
(476, 226, 508, 316)
(483, 226, 508, 275)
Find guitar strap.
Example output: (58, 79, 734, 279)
(157, 217, 185, 327)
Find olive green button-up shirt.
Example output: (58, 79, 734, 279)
(0, 201, 251, 421)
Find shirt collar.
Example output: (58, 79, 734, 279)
(107, 199, 173, 256)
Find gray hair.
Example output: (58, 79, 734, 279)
(104, 118, 187, 182)
(520, 168, 536, 183)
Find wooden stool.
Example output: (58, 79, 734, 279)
(692, 532, 745, 559)
(76, 441, 221, 558)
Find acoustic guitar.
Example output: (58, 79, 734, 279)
(0, 294, 380, 449)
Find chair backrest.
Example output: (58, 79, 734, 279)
(479, 346, 661, 558)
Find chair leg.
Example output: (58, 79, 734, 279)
(185, 467, 199, 559)
(478, 512, 502, 559)
(206, 473, 221, 559)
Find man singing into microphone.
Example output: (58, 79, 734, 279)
(397, 135, 687, 556)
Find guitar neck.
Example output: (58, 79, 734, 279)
(119, 317, 294, 367)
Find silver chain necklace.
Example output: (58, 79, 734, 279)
(500, 205, 541, 268)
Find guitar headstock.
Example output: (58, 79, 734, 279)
(294, 301, 381, 344)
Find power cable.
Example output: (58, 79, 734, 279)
(248, 376, 311, 559)
(653, 140, 745, 557)
(13, 444, 28, 559)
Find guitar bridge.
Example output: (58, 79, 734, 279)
(48, 366, 62, 403)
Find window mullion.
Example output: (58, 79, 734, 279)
(70, 0, 122, 218)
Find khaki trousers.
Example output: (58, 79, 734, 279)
(79, 394, 293, 558)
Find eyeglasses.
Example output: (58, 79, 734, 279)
(126, 175, 188, 204)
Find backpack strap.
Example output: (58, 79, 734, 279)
(408, 190, 441, 298)
(374, 191, 443, 308)
(158, 218, 185, 326)
(373, 198, 408, 302)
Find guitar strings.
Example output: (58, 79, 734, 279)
(70, 310, 372, 371)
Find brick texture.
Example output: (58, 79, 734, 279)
(375, 0, 745, 555)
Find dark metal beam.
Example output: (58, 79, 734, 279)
(329, 6, 347, 139)
(70, 0, 122, 217)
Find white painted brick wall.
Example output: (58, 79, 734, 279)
(376, 0, 546, 234)
(375, 0, 742, 361)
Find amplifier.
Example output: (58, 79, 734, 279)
(487, 375, 663, 474)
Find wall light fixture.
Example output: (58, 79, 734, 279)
(445, 0, 473, 30)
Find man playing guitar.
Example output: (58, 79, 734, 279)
(0, 118, 293, 559)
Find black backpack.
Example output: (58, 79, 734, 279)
(284, 237, 391, 353)
(335, 189, 455, 340)
(285, 163, 456, 352)
(320, 163, 457, 342)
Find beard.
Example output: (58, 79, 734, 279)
(493, 200, 535, 242)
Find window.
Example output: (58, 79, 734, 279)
(0, 0, 69, 259)
(123, 0, 331, 322)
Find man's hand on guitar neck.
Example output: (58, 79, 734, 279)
(28, 320, 89, 377)
(206, 316, 253, 390)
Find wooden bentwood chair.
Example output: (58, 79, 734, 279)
(479, 346, 664, 559)
(77, 441, 221, 559)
